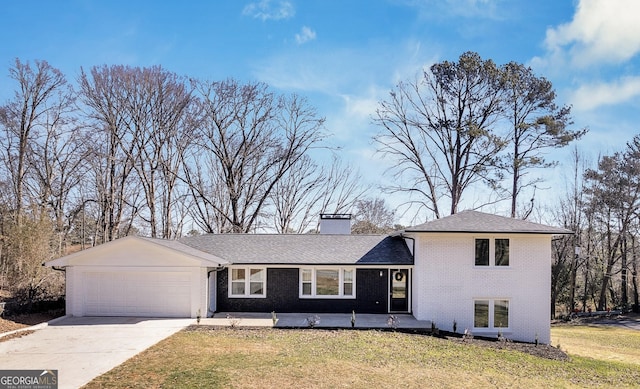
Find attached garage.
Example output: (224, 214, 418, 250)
(81, 270, 192, 317)
(46, 236, 226, 318)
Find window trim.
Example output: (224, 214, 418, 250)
(228, 266, 267, 298)
(474, 237, 510, 267)
(299, 267, 356, 299)
(473, 298, 510, 330)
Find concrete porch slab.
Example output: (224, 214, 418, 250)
(205, 312, 432, 330)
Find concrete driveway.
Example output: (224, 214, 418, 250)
(589, 313, 640, 331)
(0, 316, 193, 389)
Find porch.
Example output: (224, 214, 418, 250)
(202, 312, 432, 330)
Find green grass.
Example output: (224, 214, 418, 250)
(83, 326, 640, 389)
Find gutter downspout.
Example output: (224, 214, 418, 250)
(400, 234, 416, 263)
(45, 264, 67, 315)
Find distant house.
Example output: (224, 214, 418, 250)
(46, 211, 571, 343)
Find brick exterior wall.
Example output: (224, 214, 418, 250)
(409, 233, 552, 344)
(216, 268, 390, 313)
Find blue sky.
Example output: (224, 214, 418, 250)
(1, 0, 639, 222)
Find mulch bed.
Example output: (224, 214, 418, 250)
(447, 336, 569, 361)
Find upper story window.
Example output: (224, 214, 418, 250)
(495, 239, 509, 266)
(475, 238, 509, 267)
(300, 268, 355, 299)
(229, 267, 266, 298)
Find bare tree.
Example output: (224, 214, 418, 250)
(182, 150, 234, 233)
(550, 147, 587, 316)
(30, 122, 87, 254)
(374, 52, 506, 219)
(501, 62, 586, 218)
(78, 65, 195, 240)
(583, 137, 640, 310)
(0, 59, 74, 301)
(270, 155, 368, 233)
(551, 234, 573, 318)
(0, 59, 69, 225)
(270, 155, 323, 233)
(314, 157, 369, 219)
(184, 79, 326, 233)
(109, 66, 195, 238)
(78, 65, 140, 242)
(352, 197, 396, 234)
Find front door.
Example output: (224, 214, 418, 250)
(389, 269, 409, 312)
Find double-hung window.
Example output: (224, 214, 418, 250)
(229, 267, 266, 298)
(475, 238, 510, 266)
(474, 299, 509, 329)
(300, 268, 355, 298)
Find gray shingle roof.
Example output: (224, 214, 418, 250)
(404, 210, 573, 234)
(405, 211, 573, 235)
(179, 234, 413, 265)
(139, 237, 229, 265)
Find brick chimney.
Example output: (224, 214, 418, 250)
(319, 214, 351, 234)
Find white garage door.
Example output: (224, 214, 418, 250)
(82, 271, 192, 317)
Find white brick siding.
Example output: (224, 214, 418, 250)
(409, 233, 551, 344)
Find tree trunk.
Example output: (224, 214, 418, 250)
(632, 236, 639, 312)
(622, 234, 628, 308)
(598, 261, 614, 311)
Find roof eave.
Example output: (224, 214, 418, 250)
(402, 229, 574, 235)
(224, 262, 414, 266)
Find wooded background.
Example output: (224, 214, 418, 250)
(0, 53, 636, 316)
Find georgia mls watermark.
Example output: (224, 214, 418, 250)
(0, 370, 58, 389)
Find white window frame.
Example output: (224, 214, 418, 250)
(473, 298, 510, 330)
(228, 267, 267, 298)
(299, 267, 356, 299)
(474, 237, 510, 267)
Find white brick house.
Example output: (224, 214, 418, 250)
(47, 211, 570, 344)
(402, 211, 571, 343)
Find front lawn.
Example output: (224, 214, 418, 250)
(551, 324, 640, 366)
(83, 326, 640, 388)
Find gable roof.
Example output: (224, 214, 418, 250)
(46, 235, 227, 267)
(404, 210, 573, 235)
(179, 234, 413, 265)
(138, 237, 229, 265)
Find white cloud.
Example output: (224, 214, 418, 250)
(341, 92, 381, 121)
(543, 0, 640, 67)
(570, 76, 640, 111)
(252, 38, 441, 156)
(295, 26, 316, 45)
(242, 0, 294, 21)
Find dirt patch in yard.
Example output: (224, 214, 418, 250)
(0, 309, 64, 334)
(0, 330, 35, 343)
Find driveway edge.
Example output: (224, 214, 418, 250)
(0, 315, 70, 339)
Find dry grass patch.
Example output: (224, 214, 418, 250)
(84, 327, 640, 389)
(551, 324, 640, 366)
